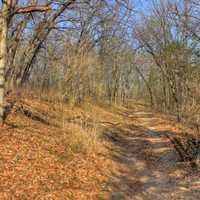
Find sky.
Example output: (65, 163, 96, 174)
(134, 0, 152, 13)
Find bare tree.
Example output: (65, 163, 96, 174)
(0, 0, 76, 124)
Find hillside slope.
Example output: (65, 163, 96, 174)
(0, 95, 113, 199)
(0, 96, 200, 199)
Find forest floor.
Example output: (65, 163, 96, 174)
(0, 95, 199, 199)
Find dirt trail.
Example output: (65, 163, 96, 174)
(104, 107, 200, 200)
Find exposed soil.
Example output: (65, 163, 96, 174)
(103, 105, 200, 200)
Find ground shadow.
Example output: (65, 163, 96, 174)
(102, 114, 200, 200)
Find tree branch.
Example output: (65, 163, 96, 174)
(15, 5, 51, 14)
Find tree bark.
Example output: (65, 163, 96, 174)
(0, 2, 9, 124)
(135, 65, 154, 107)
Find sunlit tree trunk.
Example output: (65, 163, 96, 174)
(0, 2, 9, 124)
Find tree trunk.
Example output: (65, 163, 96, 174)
(0, 3, 8, 124)
(135, 65, 154, 107)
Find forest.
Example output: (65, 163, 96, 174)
(0, 0, 200, 199)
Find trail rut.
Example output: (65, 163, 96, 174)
(105, 108, 200, 200)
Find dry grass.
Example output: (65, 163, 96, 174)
(62, 123, 99, 157)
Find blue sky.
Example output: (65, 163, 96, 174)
(134, 0, 151, 13)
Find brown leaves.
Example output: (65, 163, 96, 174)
(0, 96, 110, 199)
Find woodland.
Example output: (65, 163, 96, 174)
(0, 0, 200, 199)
